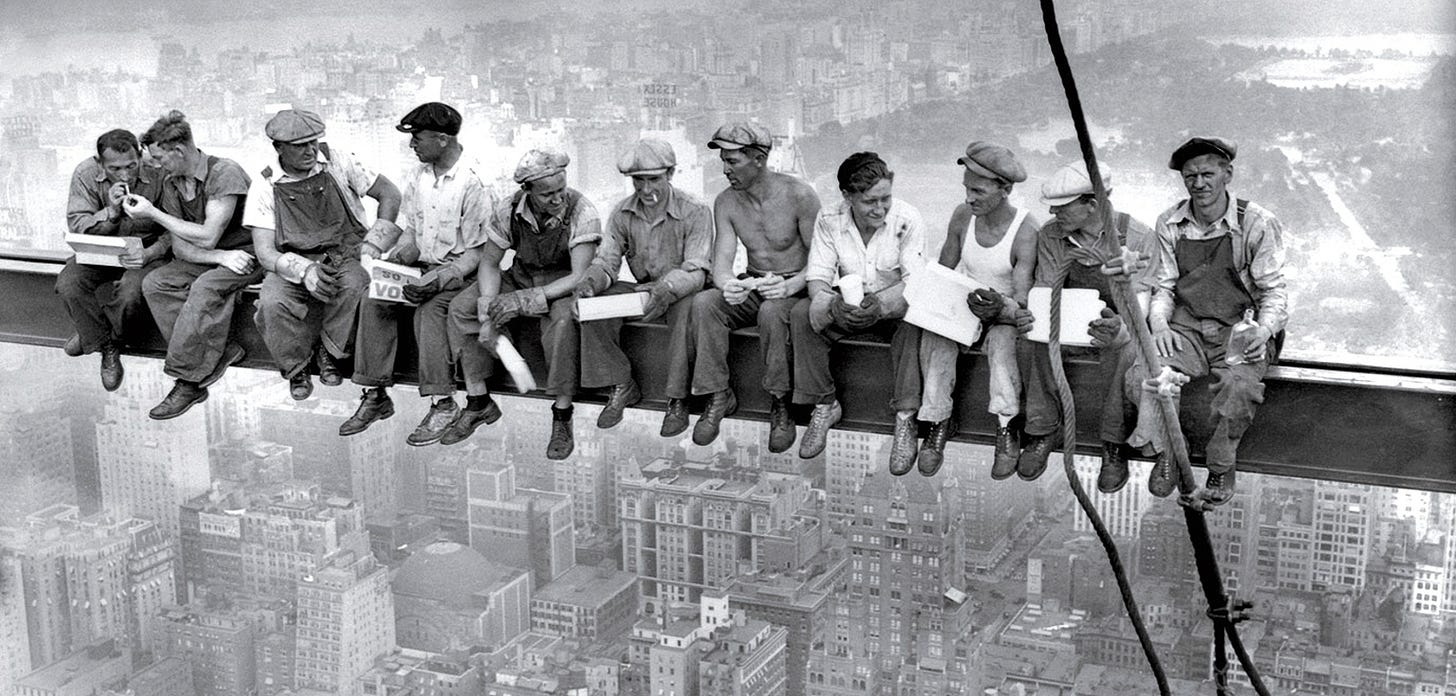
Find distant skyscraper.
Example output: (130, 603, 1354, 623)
(12, 639, 130, 696)
(0, 549, 32, 690)
(823, 431, 884, 521)
(466, 459, 576, 589)
(0, 403, 77, 526)
(293, 554, 395, 695)
(727, 559, 843, 696)
(944, 443, 1035, 575)
(257, 400, 398, 523)
(1072, 455, 1153, 541)
(155, 605, 258, 696)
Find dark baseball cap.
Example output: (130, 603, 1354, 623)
(396, 102, 462, 136)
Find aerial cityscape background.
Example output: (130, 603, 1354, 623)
(1, 0, 1454, 694)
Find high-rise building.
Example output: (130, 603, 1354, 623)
(698, 617, 789, 696)
(209, 439, 294, 486)
(0, 403, 77, 526)
(529, 564, 637, 641)
(258, 400, 398, 523)
(356, 651, 484, 696)
(155, 605, 258, 696)
(1312, 482, 1375, 592)
(466, 459, 576, 588)
(0, 549, 33, 691)
(944, 443, 1035, 575)
(823, 431, 885, 521)
(727, 558, 844, 696)
(12, 639, 130, 696)
(111, 656, 194, 696)
(1071, 456, 1154, 541)
(253, 626, 295, 696)
(392, 541, 531, 652)
(2, 505, 174, 669)
(293, 553, 395, 695)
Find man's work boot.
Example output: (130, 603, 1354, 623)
(546, 405, 575, 460)
(315, 348, 343, 387)
(798, 400, 842, 460)
(1202, 470, 1237, 506)
(1016, 433, 1059, 481)
(407, 398, 459, 447)
(99, 343, 124, 392)
(440, 396, 502, 445)
(692, 389, 738, 446)
(1204, 420, 1239, 473)
(1097, 441, 1130, 494)
(918, 417, 956, 477)
(1147, 452, 1177, 498)
(991, 425, 1020, 480)
(339, 388, 394, 436)
(200, 343, 246, 389)
(64, 334, 84, 357)
(660, 398, 690, 437)
(888, 414, 919, 476)
(149, 380, 208, 420)
(597, 379, 641, 429)
(767, 395, 796, 454)
(289, 372, 313, 401)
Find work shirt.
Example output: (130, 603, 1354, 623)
(593, 187, 712, 301)
(66, 157, 166, 243)
(805, 198, 925, 316)
(486, 188, 602, 252)
(242, 146, 378, 231)
(396, 157, 497, 268)
(160, 151, 252, 251)
(1150, 193, 1288, 334)
(1032, 208, 1157, 296)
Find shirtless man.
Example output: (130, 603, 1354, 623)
(683, 122, 821, 452)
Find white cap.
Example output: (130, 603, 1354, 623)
(1040, 161, 1113, 207)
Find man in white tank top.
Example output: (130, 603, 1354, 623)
(914, 142, 1039, 476)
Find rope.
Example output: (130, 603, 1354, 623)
(1037, 1, 1272, 694)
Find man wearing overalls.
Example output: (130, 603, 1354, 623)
(449, 147, 601, 460)
(340, 102, 496, 447)
(1016, 161, 1157, 492)
(574, 138, 713, 432)
(1135, 137, 1288, 505)
(247, 109, 402, 401)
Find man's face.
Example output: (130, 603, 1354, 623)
(720, 149, 764, 190)
(526, 172, 569, 219)
(409, 131, 450, 164)
(99, 147, 140, 185)
(845, 178, 893, 232)
(631, 170, 673, 208)
(1049, 195, 1096, 230)
(275, 140, 320, 174)
(963, 170, 1009, 217)
(149, 143, 189, 176)
(1180, 154, 1233, 208)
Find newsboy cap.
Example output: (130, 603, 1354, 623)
(617, 138, 677, 176)
(265, 109, 325, 145)
(514, 148, 570, 184)
(957, 141, 1026, 184)
(1168, 136, 1238, 170)
(396, 102, 462, 136)
(1041, 161, 1113, 207)
(707, 122, 773, 151)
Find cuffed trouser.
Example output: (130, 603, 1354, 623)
(255, 260, 368, 378)
(1020, 336, 1137, 443)
(789, 298, 921, 411)
(691, 289, 796, 398)
(919, 323, 1020, 423)
(578, 281, 693, 394)
(142, 259, 263, 382)
(449, 280, 580, 397)
(56, 257, 164, 353)
(1127, 316, 1270, 474)
(355, 285, 463, 397)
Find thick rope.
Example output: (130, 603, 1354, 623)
(1037, 1, 1271, 694)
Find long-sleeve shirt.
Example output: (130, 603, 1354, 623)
(593, 187, 713, 301)
(804, 198, 926, 317)
(1031, 208, 1157, 293)
(386, 156, 497, 276)
(1149, 194, 1289, 334)
(66, 157, 165, 243)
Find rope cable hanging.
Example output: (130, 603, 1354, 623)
(1034, 1, 1272, 693)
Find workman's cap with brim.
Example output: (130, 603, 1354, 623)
(617, 138, 677, 176)
(265, 109, 325, 145)
(957, 141, 1026, 184)
(514, 148, 570, 184)
(1168, 136, 1238, 170)
(1041, 161, 1113, 207)
(395, 102, 462, 136)
(707, 122, 773, 151)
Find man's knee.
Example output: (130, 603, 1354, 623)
(758, 298, 795, 330)
(691, 289, 727, 321)
(55, 264, 93, 298)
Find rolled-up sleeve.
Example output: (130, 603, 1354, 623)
(485, 195, 514, 251)
(568, 198, 603, 248)
(804, 211, 839, 289)
(458, 179, 495, 250)
(1148, 214, 1180, 325)
(658, 203, 713, 299)
(1246, 212, 1289, 334)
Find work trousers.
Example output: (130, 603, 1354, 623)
(354, 281, 462, 397)
(143, 259, 263, 383)
(56, 257, 164, 353)
(578, 282, 693, 394)
(254, 259, 368, 378)
(919, 323, 1020, 424)
(1020, 336, 1138, 444)
(690, 289, 797, 398)
(1128, 314, 1271, 474)
(789, 299, 921, 412)
(449, 279, 580, 397)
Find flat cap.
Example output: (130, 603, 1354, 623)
(1041, 161, 1113, 207)
(514, 147, 570, 184)
(396, 102, 462, 136)
(707, 121, 773, 151)
(1168, 136, 1237, 170)
(957, 141, 1026, 183)
(617, 138, 677, 176)
(265, 109, 325, 145)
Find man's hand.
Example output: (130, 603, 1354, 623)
(642, 283, 675, 322)
(121, 194, 157, 220)
(722, 278, 752, 306)
(359, 242, 383, 261)
(303, 263, 341, 301)
(757, 273, 790, 300)
(1152, 319, 1184, 358)
(392, 240, 420, 266)
(118, 241, 166, 269)
(1088, 307, 1125, 348)
(1243, 324, 1274, 362)
(1009, 307, 1034, 335)
(968, 288, 1004, 323)
(106, 182, 130, 210)
(216, 249, 256, 276)
(841, 293, 880, 332)
(402, 268, 456, 304)
(487, 291, 525, 328)
(1100, 248, 1151, 280)
(574, 268, 610, 299)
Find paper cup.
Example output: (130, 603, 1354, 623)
(838, 274, 865, 305)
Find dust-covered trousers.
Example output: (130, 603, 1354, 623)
(254, 258, 368, 379)
(578, 281, 693, 394)
(449, 278, 580, 398)
(689, 288, 798, 399)
(1020, 337, 1138, 444)
(57, 257, 165, 353)
(789, 298, 921, 412)
(143, 258, 264, 383)
(353, 264, 462, 397)
(918, 323, 1020, 424)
